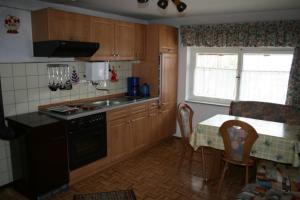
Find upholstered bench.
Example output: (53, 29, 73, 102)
(256, 161, 300, 193)
(235, 183, 300, 200)
(229, 101, 300, 125)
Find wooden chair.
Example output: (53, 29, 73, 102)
(177, 103, 205, 178)
(217, 120, 258, 192)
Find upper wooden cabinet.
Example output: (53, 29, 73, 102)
(145, 24, 178, 62)
(159, 25, 178, 53)
(90, 17, 115, 59)
(134, 23, 147, 60)
(31, 8, 91, 42)
(90, 17, 135, 61)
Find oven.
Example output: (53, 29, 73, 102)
(66, 112, 107, 170)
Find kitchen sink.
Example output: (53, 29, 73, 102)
(91, 100, 122, 107)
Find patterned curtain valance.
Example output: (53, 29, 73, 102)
(180, 20, 300, 47)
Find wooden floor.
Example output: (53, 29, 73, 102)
(0, 137, 249, 200)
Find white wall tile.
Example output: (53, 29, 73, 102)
(37, 63, 47, 75)
(50, 91, 60, 99)
(26, 76, 39, 89)
(70, 95, 80, 100)
(3, 104, 16, 116)
(39, 87, 50, 100)
(78, 62, 86, 73)
(38, 75, 49, 87)
(2, 91, 15, 105)
(40, 99, 50, 105)
(16, 102, 29, 114)
(79, 84, 88, 94)
(0, 64, 13, 77)
(60, 90, 70, 97)
(25, 63, 38, 75)
(1, 78, 14, 91)
(13, 64, 26, 76)
(28, 88, 39, 101)
(28, 101, 39, 112)
(13, 77, 27, 90)
(15, 90, 28, 103)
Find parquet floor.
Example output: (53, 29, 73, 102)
(0, 138, 249, 200)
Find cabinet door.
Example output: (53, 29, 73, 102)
(69, 13, 91, 41)
(149, 108, 161, 142)
(131, 112, 148, 151)
(90, 17, 115, 59)
(159, 104, 177, 139)
(135, 23, 146, 60)
(159, 26, 178, 53)
(47, 9, 70, 41)
(115, 21, 135, 60)
(107, 118, 131, 161)
(47, 9, 90, 41)
(161, 53, 178, 105)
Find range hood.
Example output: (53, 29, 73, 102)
(33, 40, 99, 57)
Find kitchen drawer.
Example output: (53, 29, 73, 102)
(129, 103, 147, 115)
(148, 101, 159, 111)
(107, 107, 129, 121)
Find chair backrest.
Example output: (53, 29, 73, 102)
(219, 120, 258, 164)
(177, 103, 194, 143)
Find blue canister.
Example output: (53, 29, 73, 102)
(127, 77, 140, 96)
(140, 83, 150, 97)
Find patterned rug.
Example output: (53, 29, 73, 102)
(73, 190, 136, 200)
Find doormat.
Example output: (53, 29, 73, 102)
(73, 189, 137, 200)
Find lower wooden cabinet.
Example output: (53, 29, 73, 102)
(107, 100, 176, 160)
(108, 117, 132, 161)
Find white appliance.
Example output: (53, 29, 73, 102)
(85, 62, 109, 81)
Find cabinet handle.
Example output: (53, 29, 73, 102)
(116, 53, 120, 57)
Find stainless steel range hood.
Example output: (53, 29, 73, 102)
(33, 40, 99, 57)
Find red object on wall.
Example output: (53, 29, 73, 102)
(110, 66, 118, 82)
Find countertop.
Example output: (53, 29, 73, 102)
(39, 96, 159, 120)
(6, 112, 61, 128)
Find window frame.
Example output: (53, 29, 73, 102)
(186, 47, 294, 106)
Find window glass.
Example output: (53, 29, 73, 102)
(193, 54, 238, 101)
(187, 47, 294, 105)
(239, 54, 293, 104)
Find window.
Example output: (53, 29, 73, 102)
(187, 47, 294, 105)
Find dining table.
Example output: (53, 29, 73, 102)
(190, 114, 300, 167)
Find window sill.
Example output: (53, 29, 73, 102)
(185, 99, 230, 107)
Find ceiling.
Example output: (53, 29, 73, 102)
(39, 0, 300, 20)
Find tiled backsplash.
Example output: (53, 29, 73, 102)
(0, 61, 133, 117)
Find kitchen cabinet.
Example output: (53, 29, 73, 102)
(107, 102, 154, 161)
(130, 104, 149, 151)
(107, 107, 132, 161)
(135, 23, 147, 60)
(31, 8, 91, 42)
(90, 17, 135, 61)
(132, 24, 178, 138)
(159, 25, 178, 53)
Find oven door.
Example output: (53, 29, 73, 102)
(68, 125, 107, 170)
